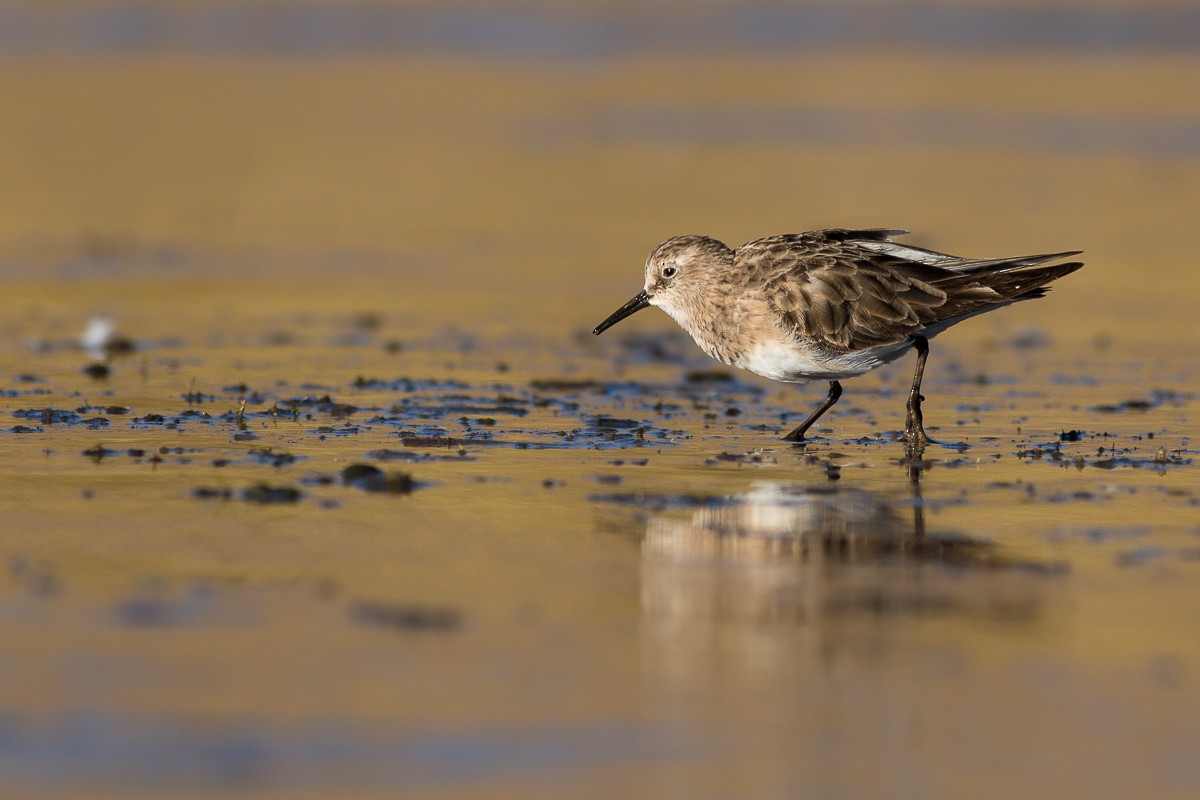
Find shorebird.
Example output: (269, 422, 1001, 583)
(593, 228, 1083, 445)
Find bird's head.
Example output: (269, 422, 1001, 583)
(593, 235, 734, 335)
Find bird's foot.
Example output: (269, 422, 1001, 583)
(902, 431, 928, 461)
(904, 392, 927, 446)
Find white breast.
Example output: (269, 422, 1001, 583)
(737, 337, 913, 383)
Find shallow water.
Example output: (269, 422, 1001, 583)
(3, 2, 1200, 797)
(2, 290, 1198, 798)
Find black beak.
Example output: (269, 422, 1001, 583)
(593, 290, 651, 335)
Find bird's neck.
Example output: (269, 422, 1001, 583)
(673, 277, 751, 367)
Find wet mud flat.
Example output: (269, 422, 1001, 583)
(1, 293, 1198, 798)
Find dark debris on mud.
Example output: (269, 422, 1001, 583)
(192, 484, 303, 504)
(703, 450, 779, 467)
(339, 464, 417, 494)
(7, 367, 784, 455)
(1090, 390, 1188, 414)
(589, 492, 730, 511)
(195, 466, 422, 501)
(241, 484, 304, 504)
(248, 447, 302, 467)
(348, 600, 462, 632)
(1017, 435, 1192, 471)
(368, 447, 475, 463)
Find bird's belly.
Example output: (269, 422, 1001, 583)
(736, 338, 911, 382)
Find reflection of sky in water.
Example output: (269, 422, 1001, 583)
(0, 4, 1197, 56)
(0, 713, 690, 790)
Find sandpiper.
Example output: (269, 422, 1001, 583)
(593, 228, 1083, 445)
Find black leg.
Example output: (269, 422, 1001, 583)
(783, 380, 842, 442)
(904, 335, 930, 447)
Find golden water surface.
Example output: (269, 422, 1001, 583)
(1, 2, 1198, 797)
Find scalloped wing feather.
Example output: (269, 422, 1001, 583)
(750, 232, 1081, 353)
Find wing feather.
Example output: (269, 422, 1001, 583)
(748, 230, 1082, 353)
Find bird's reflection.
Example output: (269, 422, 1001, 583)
(643, 482, 943, 566)
(639, 469, 1059, 672)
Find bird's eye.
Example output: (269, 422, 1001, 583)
(662, 266, 677, 278)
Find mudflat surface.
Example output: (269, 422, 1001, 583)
(1, 3, 1198, 798)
